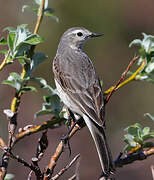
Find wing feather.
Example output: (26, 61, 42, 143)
(53, 52, 105, 126)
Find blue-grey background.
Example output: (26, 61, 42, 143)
(0, 0, 153, 179)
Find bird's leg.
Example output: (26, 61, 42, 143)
(65, 106, 76, 128)
(61, 108, 77, 156)
(61, 108, 85, 156)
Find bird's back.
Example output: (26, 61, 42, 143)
(53, 47, 105, 126)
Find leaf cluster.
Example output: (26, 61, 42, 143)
(130, 33, 154, 82)
(124, 122, 154, 152)
(22, 0, 59, 22)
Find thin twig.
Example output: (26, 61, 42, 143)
(43, 124, 80, 179)
(105, 56, 139, 103)
(0, 50, 10, 71)
(34, 0, 45, 34)
(0, 138, 6, 150)
(14, 118, 65, 146)
(67, 174, 76, 180)
(51, 154, 80, 180)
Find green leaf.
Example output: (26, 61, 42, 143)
(8, 72, 22, 81)
(145, 61, 154, 73)
(124, 134, 137, 147)
(31, 77, 56, 95)
(142, 132, 154, 141)
(6, 25, 43, 59)
(142, 127, 150, 136)
(129, 39, 142, 47)
(22, 5, 38, 14)
(2, 72, 23, 92)
(3, 26, 16, 32)
(20, 86, 37, 93)
(24, 35, 44, 45)
(27, 52, 47, 75)
(2, 80, 21, 92)
(125, 123, 142, 136)
(7, 32, 15, 55)
(18, 58, 26, 65)
(22, 5, 31, 12)
(35, 94, 61, 119)
(0, 37, 7, 45)
(126, 126, 138, 136)
(44, 8, 54, 14)
(144, 113, 154, 122)
(44, 12, 59, 22)
(35, 0, 48, 9)
(35, 109, 52, 118)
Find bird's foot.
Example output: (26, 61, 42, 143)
(61, 134, 72, 156)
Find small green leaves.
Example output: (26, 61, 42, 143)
(31, 77, 56, 94)
(2, 72, 24, 92)
(20, 86, 37, 93)
(0, 37, 7, 45)
(22, 0, 59, 22)
(22, 5, 38, 14)
(44, 8, 59, 22)
(4, 25, 44, 62)
(144, 113, 154, 122)
(124, 123, 154, 153)
(2, 72, 36, 94)
(27, 52, 47, 76)
(129, 33, 154, 54)
(35, 95, 61, 119)
(31, 77, 61, 119)
(129, 33, 154, 82)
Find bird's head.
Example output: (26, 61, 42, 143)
(59, 27, 103, 50)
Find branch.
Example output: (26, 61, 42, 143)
(51, 154, 80, 180)
(14, 117, 65, 146)
(0, 138, 6, 150)
(0, 1, 46, 178)
(43, 124, 80, 179)
(0, 51, 10, 71)
(34, 0, 45, 34)
(104, 56, 146, 102)
(67, 174, 76, 180)
(115, 147, 154, 168)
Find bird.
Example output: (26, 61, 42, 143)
(52, 27, 115, 177)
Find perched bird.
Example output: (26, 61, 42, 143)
(53, 27, 115, 176)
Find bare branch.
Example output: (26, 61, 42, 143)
(105, 56, 140, 103)
(36, 130, 48, 161)
(51, 154, 80, 180)
(115, 147, 154, 168)
(67, 174, 76, 180)
(14, 118, 65, 146)
(43, 124, 80, 179)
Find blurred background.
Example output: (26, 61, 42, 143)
(0, 0, 154, 179)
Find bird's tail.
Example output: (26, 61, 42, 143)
(83, 115, 115, 176)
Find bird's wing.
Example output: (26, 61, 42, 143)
(53, 52, 105, 126)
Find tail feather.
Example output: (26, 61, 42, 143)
(83, 115, 115, 175)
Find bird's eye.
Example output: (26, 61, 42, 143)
(77, 32, 83, 37)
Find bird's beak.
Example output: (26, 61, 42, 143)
(90, 33, 104, 38)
